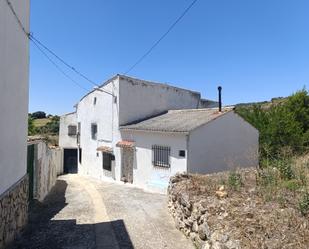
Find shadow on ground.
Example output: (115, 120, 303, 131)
(7, 179, 134, 249)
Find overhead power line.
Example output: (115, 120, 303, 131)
(30, 35, 115, 96)
(31, 39, 90, 92)
(124, 0, 199, 75)
(5, 0, 115, 96)
(5, 0, 29, 37)
(29, 35, 99, 87)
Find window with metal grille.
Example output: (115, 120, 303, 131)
(91, 123, 97, 140)
(152, 145, 170, 168)
(68, 125, 77, 136)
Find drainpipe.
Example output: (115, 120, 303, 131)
(218, 86, 222, 112)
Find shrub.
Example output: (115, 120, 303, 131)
(299, 192, 309, 216)
(228, 171, 243, 190)
(275, 157, 294, 180)
(30, 111, 46, 119)
(281, 179, 301, 192)
(28, 117, 36, 135)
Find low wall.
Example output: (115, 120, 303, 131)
(0, 175, 28, 249)
(168, 174, 239, 249)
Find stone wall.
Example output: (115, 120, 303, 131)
(0, 175, 28, 249)
(168, 174, 240, 249)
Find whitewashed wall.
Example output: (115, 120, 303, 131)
(75, 76, 200, 185)
(76, 78, 122, 180)
(121, 131, 188, 193)
(188, 111, 259, 174)
(118, 76, 201, 125)
(0, 0, 30, 195)
(59, 112, 78, 148)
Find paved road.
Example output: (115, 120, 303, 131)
(9, 174, 194, 249)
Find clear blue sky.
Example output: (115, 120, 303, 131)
(29, 0, 309, 115)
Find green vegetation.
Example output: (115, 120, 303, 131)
(228, 171, 243, 191)
(236, 89, 309, 160)
(33, 118, 50, 127)
(28, 112, 60, 146)
(299, 192, 309, 215)
(236, 89, 309, 215)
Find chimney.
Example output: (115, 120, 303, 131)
(218, 86, 222, 112)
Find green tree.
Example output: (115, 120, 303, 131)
(28, 117, 36, 135)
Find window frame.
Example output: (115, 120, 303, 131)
(152, 145, 171, 168)
(91, 123, 97, 140)
(68, 125, 77, 136)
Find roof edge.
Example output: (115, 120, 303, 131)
(118, 74, 201, 96)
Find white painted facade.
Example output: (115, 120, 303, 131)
(59, 112, 78, 148)
(187, 112, 259, 174)
(0, 0, 30, 195)
(59, 75, 259, 193)
(121, 131, 188, 192)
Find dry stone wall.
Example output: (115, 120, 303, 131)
(0, 175, 28, 249)
(168, 174, 240, 249)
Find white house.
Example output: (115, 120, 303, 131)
(59, 75, 258, 193)
(0, 0, 30, 247)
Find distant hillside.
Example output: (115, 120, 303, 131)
(235, 97, 287, 108)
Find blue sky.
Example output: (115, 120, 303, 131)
(29, 0, 309, 115)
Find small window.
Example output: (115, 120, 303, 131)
(103, 152, 112, 171)
(93, 97, 97, 105)
(91, 123, 97, 140)
(152, 145, 170, 168)
(179, 150, 186, 157)
(68, 125, 77, 136)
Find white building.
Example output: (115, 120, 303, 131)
(59, 75, 258, 193)
(0, 0, 30, 247)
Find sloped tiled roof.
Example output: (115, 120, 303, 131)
(120, 108, 233, 133)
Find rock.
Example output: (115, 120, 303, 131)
(180, 193, 191, 209)
(198, 223, 211, 240)
(211, 231, 229, 243)
(215, 190, 228, 198)
(202, 241, 212, 249)
(189, 232, 197, 241)
(192, 221, 199, 232)
(184, 217, 193, 227)
(183, 228, 191, 237)
(219, 185, 225, 191)
(225, 240, 240, 249)
(175, 219, 185, 230)
(194, 236, 206, 248)
(212, 241, 227, 249)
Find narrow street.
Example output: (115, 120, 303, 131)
(8, 175, 194, 249)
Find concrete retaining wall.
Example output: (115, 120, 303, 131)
(0, 175, 28, 249)
(30, 141, 63, 202)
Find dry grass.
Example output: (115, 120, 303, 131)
(174, 156, 309, 249)
(33, 118, 51, 127)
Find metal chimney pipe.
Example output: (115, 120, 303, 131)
(218, 86, 222, 112)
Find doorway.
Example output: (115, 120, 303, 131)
(63, 148, 77, 173)
(121, 148, 134, 183)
